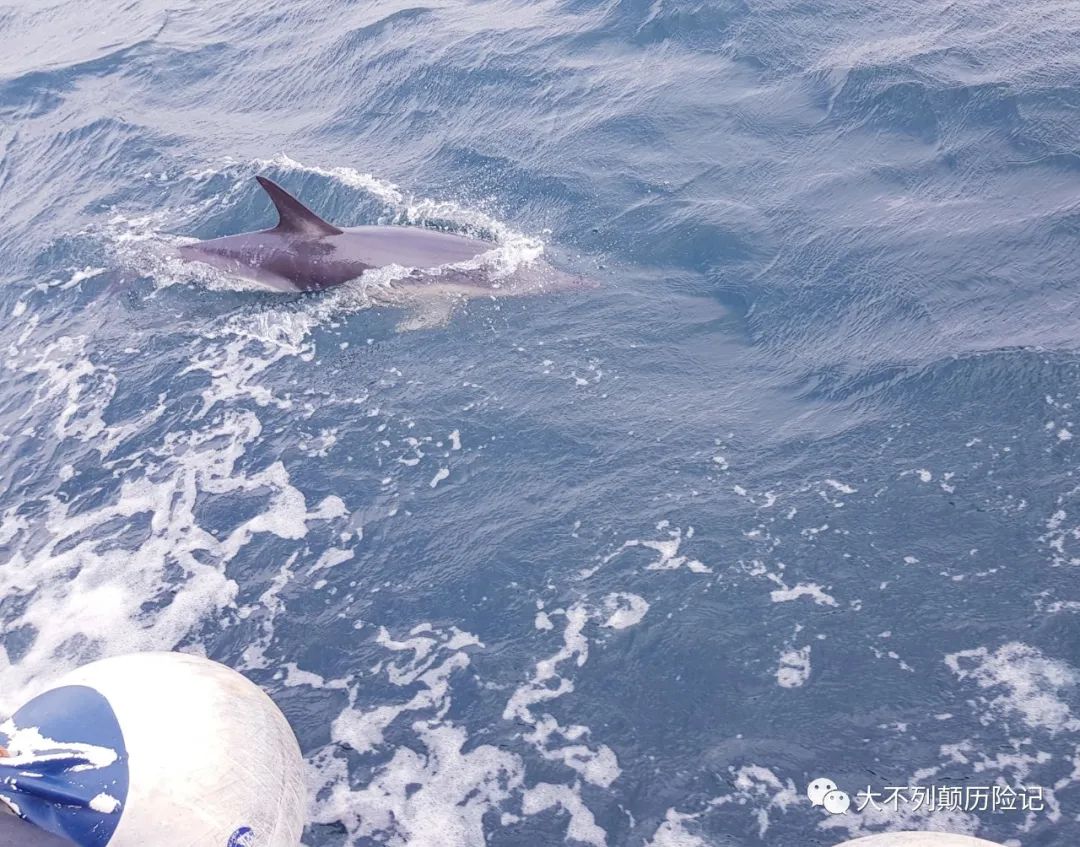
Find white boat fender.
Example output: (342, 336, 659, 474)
(0, 652, 306, 847)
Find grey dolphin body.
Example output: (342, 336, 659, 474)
(177, 177, 586, 327)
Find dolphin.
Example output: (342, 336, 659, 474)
(177, 176, 586, 327)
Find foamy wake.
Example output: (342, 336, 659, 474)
(1, 185, 649, 846)
(0, 316, 351, 710)
(301, 596, 647, 847)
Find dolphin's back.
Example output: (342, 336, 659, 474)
(176, 177, 493, 292)
(177, 233, 367, 292)
(337, 225, 491, 270)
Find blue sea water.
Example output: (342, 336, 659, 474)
(3, 0, 1080, 844)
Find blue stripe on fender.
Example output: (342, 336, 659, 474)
(0, 685, 128, 847)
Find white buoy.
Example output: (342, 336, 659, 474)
(0, 652, 306, 847)
(833, 833, 1006, 847)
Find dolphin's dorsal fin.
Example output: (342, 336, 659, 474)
(256, 176, 342, 236)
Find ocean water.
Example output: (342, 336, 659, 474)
(2, 0, 1080, 844)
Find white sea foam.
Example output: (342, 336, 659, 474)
(307, 622, 529, 846)
(767, 579, 838, 607)
(332, 628, 481, 755)
(503, 604, 621, 788)
(601, 592, 649, 629)
(945, 642, 1080, 733)
(602, 521, 712, 573)
(310, 722, 523, 847)
(0, 246, 366, 713)
(521, 783, 607, 847)
(309, 597, 653, 846)
(308, 547, 354, 575)
(1040, 501, 1080, 567)
(708, 765, 802, 838)
(645, 809, 709, 847)
(776, 645, 811, 688)
(0, 398, 351, 711)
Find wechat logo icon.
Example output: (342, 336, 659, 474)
(807, 777, 850, 814)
